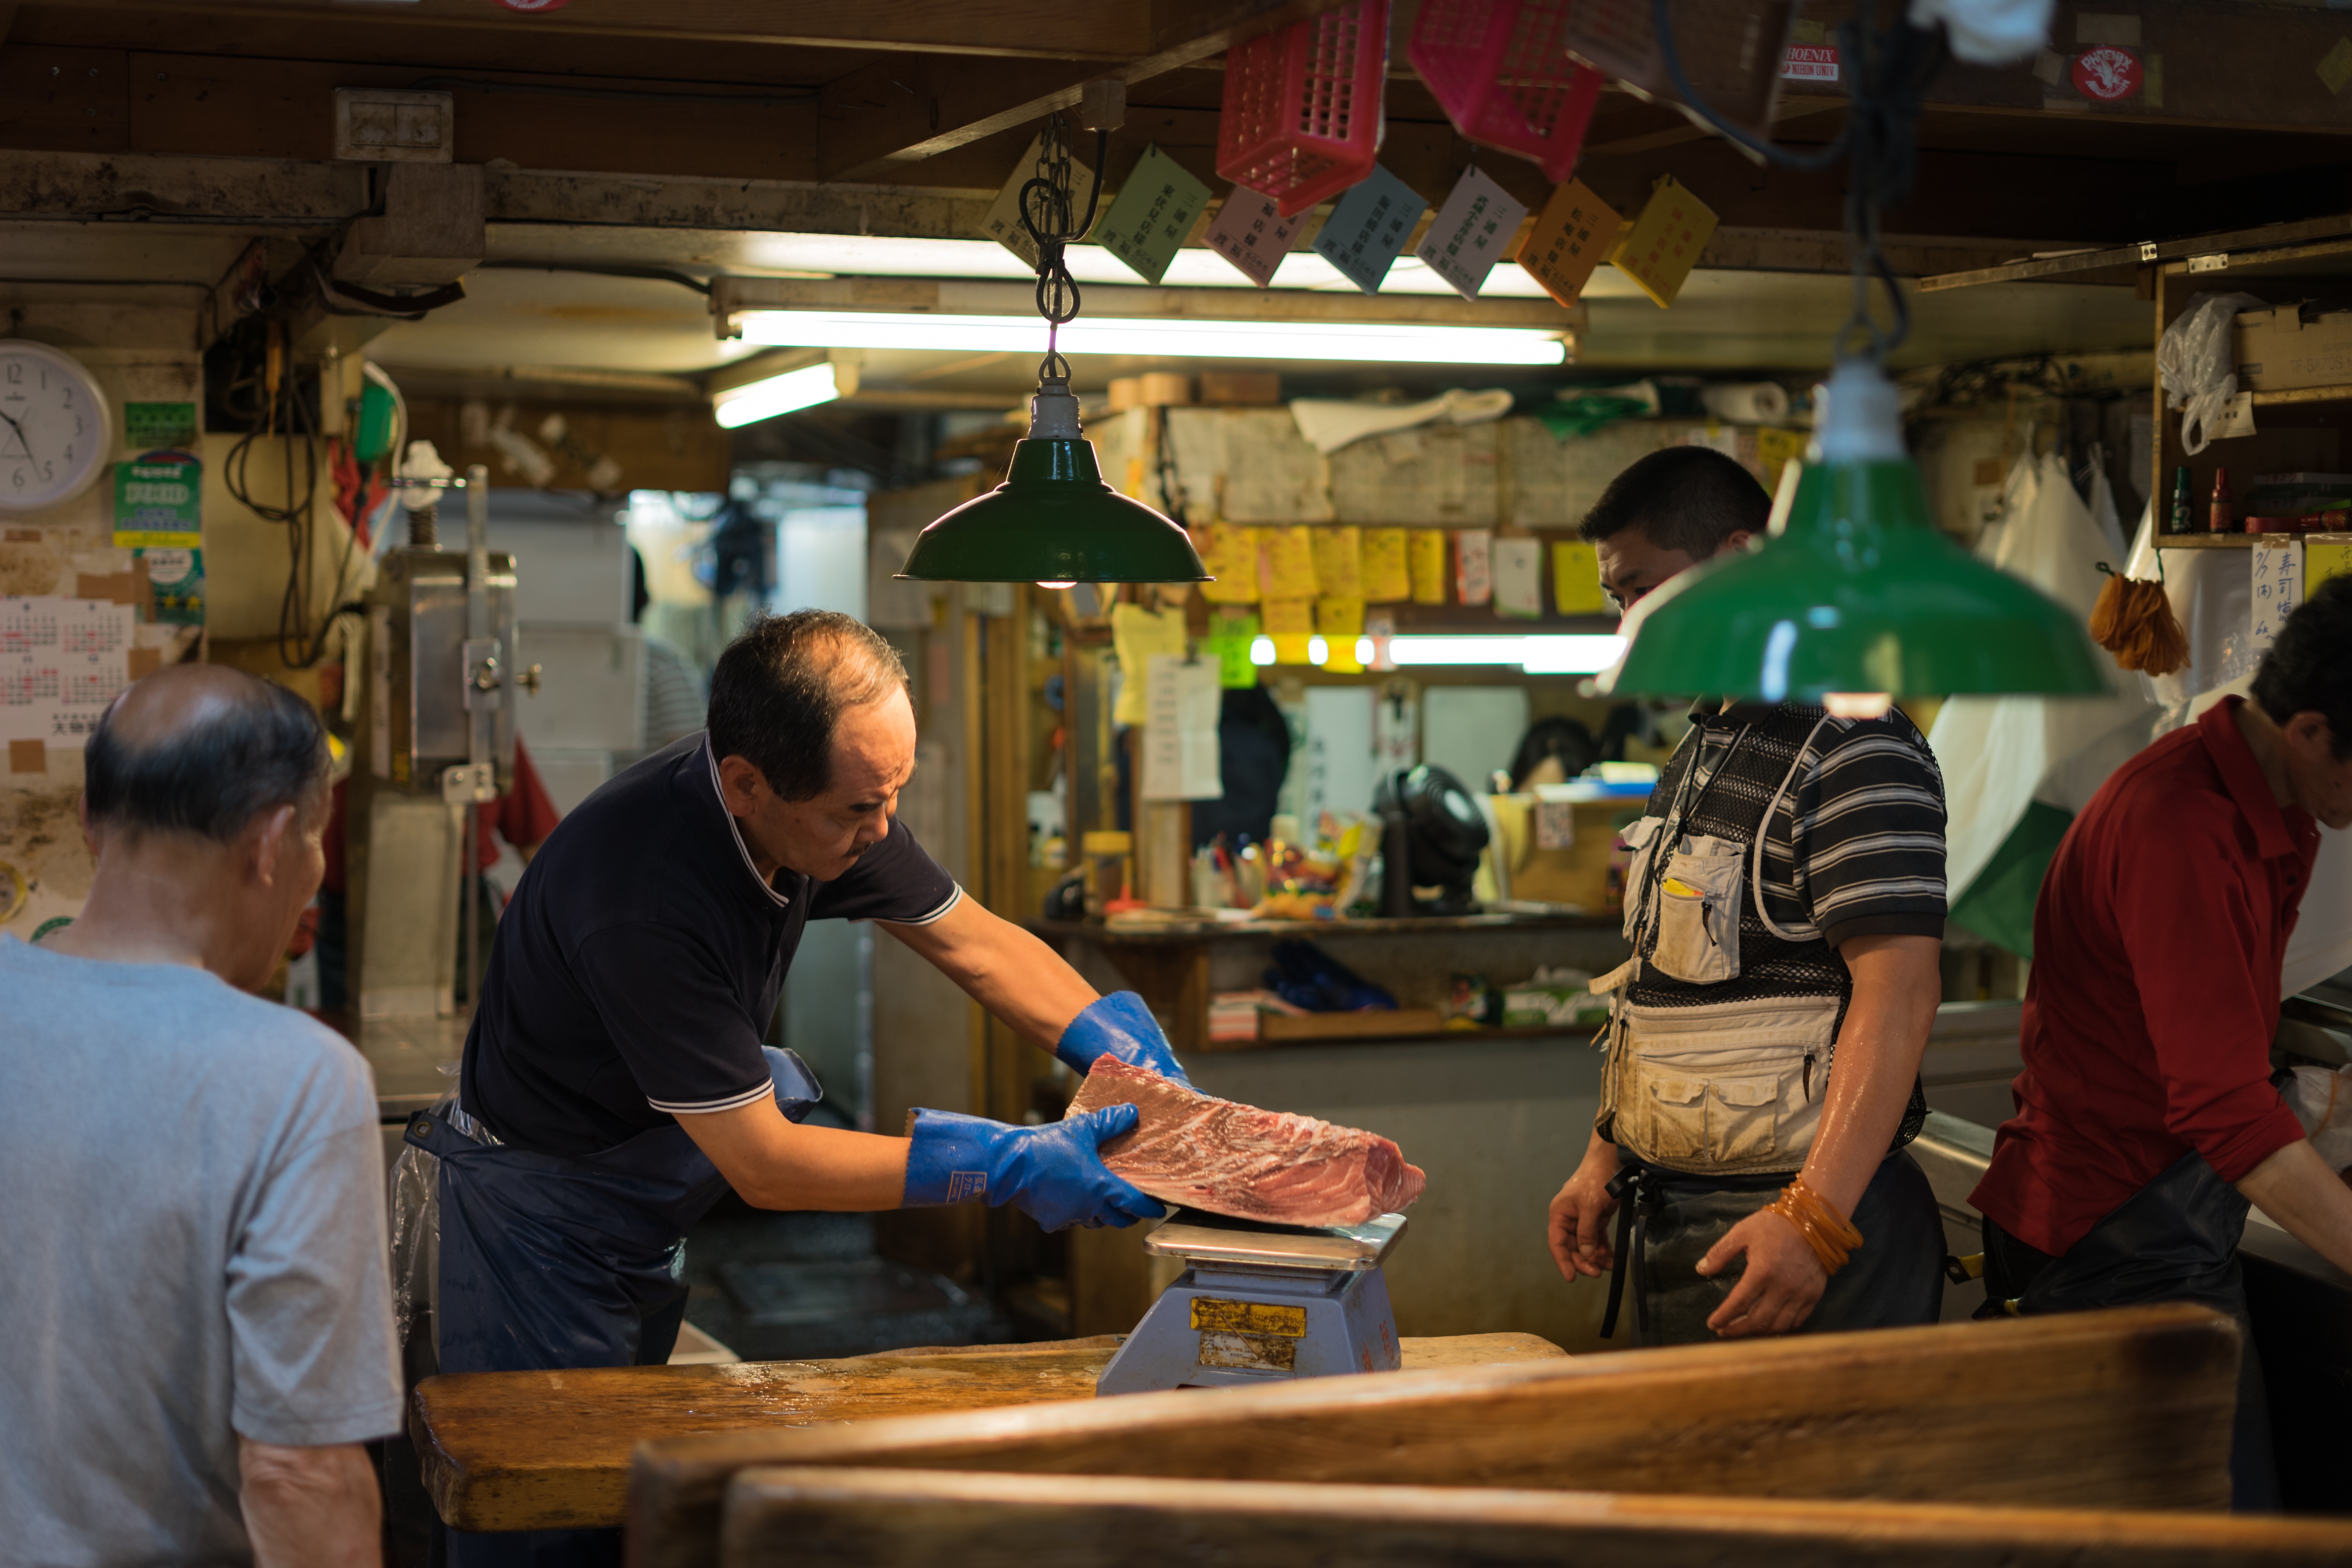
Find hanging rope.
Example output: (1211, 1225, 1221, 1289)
(1017, 113, 1110, 381)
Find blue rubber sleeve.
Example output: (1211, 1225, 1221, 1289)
(1053, 991, 1190, 1085)
(901, 1104, 1165, 1231)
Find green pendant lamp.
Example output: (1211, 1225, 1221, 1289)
(1602, 359, 2109, 708)
(897, 372, 1208, 584)
(897, 107, 1208, 588)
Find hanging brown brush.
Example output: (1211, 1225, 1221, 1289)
(2090, 564, 2189, 677)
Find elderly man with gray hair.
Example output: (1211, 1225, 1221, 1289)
(0, 665, 400, 1566)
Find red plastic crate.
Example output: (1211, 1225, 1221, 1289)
(1216, 0, 1390, 220)
(1408, 0, 1604, 183)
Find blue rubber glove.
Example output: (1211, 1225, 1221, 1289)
(1054, 991, 1190, 1085)
(902, 1104, 1166, 1232)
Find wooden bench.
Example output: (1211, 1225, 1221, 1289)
(632, 1304, 2247, 1568)
(408, 1330, 1564, 1533)
(715, 1470, 2352, 1568)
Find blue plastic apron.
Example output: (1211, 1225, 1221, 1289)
(407, 1046, 821, 1568)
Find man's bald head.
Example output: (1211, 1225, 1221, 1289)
(707, 609, 910, 802)
(85, 664, 329, 843)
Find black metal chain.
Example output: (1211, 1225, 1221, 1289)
(1016, 113, 1110, 381)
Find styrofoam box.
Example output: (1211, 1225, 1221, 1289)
(526, 746, 617, 818)
(486, 515, 633, 625)
(516, 624, 647, 751)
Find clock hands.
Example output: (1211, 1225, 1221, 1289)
(0, 407, 33, 466)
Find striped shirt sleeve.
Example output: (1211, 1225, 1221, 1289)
(1788, 715, 1948, 949)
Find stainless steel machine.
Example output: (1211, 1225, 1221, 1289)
(1095, 1209, 1409, 1396)
(347, 464, 533, 1020)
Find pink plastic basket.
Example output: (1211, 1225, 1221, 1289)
(1408, 0, 1604, 183)
(1216, 0, 1391, 220)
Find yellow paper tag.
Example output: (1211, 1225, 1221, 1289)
(1263, 527, 1320, 599)
(1261, 597, 1315, 664)
(1756, 427, 1808, 494)
(1552, 540, 1608, 615)
(1610, 174, 1718, 309)
(1408, 529, 1449, 604)
(1318, 595, 1366, 672)
(1310, 526, 1362, 600)
(1517, 178, 1623, 307)
(1110, 603, 1188, 726)
(2307, 537, 2352, 594)
(1196, 523, 1262, 603)
(1359, 528, 1410, 603)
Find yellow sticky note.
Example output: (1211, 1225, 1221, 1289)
(1610, 174, 1718, 309)
(1408, 529, 1449, 604)
(1551, 540, 1607, 616)
(1196, 523, 1261, 604)
(2308, 537, 2352, 593)
(1261, 597, 1315, 664)
(1517, 178, 1624, 308)
(1263, 527, 1319, 599)
(1317, 596, 1366, 672)
(1756, 427, 1807, 494)
(1359, 528, 1410, 603)
(1110, 603, 1188, 726)
(1310, 526, 1362, 601)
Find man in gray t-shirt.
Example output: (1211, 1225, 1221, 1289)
(0, 666, 400, 1565)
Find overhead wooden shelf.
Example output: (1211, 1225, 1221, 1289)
(2250, 384, 2352, 408)
(2156, 531, 2352, 549)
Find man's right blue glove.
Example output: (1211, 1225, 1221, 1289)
(902, 1104, 1165, 1232)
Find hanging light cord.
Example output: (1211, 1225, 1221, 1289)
(1650, 0, 1945, 361)
(1018, 113, 1110, 381)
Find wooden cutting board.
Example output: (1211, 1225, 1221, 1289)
(409, 1331, 1566, 1533)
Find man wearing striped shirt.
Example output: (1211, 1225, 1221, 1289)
(1547, 447, 1951, 1345)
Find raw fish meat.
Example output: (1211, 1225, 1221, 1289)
(1067, 1058, 1425, 1228)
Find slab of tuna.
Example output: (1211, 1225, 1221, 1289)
(1067, 1058, 1426, 1228)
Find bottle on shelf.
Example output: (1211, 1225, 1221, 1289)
(2210, 467, 2235, 534)
(2167, 466, 2193, 535)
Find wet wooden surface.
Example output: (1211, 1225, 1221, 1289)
(411, 1331, 1564, 1532)
(717, 1470, 2352, 1568)
(635, 1305, 2242, 1568)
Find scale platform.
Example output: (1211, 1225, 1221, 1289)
(1094, 1208, 1409, 1397)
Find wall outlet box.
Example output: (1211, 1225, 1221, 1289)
(335, 88, 454, 163)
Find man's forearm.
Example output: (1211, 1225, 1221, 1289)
(2237, 1139, 2352, 1277)
(238, 1438, 378, 1568)
(1800, 934, 1943, 1216)
(882, 900, 1097, 1050)
(675, 1105, 914, 1210)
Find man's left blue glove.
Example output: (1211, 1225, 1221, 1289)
(902, 1104, 1165, 1232)
(1054, 991, 1190, 1085)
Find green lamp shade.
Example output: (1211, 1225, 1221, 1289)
(1609, 457, 2109, 701)
(898, 437, 1209, 583)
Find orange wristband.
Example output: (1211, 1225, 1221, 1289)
(1766, 1176, 1864, 1276)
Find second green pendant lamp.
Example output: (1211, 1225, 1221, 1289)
(898, 111, 1207, 587)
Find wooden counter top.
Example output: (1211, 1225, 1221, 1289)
(409, 1330, 1566, 1533)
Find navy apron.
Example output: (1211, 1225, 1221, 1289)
(1980, 1149, 2279, 1511)
(408, 1046, 821, 1568)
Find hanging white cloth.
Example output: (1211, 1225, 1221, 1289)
(1287, 388, 1515, 454)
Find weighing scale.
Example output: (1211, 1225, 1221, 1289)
(1094, 1207, 1409, 1396)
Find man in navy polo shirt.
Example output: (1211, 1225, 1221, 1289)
(412, 609, 1181, 1566)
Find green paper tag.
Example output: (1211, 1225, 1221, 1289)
(113, 453, 202, 547)
(1208, 610, 1261, 688)
(1310, 164, 1426, 295)
(124, 401, 198, 452)
(1096, 144, 1212, 286)
(139, 545, 205, 626)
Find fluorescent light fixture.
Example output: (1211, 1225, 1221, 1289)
(712, 361, 839, 428)
(1387, 634, 1628, 673)
(737, 311, 1566, 367)
(1356, 636, 1375, 664)
(1250, 635, 1276, 666)
(1307, 635, 1329, 664)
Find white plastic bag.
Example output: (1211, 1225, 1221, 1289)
(2157, 292, 2266, 457)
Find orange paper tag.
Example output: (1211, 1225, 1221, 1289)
(1518, 178, 1623, 307)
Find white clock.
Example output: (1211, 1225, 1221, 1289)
(0, 340, 111, 515)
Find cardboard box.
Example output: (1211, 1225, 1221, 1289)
(2232, 305, 2352, 393)
(1196, 370, 1281, 405)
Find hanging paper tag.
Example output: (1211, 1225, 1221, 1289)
(113, 452, 203, 548)
(2308, 535, 2352, 596)
(1097, 144, 1212, 286)
(1309, 526, 1362, 600)
(1414, 165, 1529, 302)
(124, 401, 198, 452)
(140, 547, 205, 627)
(1208, 608, 1262, 688)
(1262, 526, 1320, 599)
(1261, 597, 1316, 664)
(1196, 523, 1263, 604)
(1310, 164, 1426, 295)
(1552, 540, 1607, 615)
(1142, 654, 1225, 801)
(1204, 187, 1304, 289)
(1610, 174, 1718, 309)
(1518, 179, 1623, 308)
(1359, 528, 1410, 603)
(1317, 597, 1366, 673)
(2250, 536, 2305, 653)
(1492, 536, 1545, 618)
(978, 133, 1098, 268)
(1408, 530, 1449, 604)
(1455, 528, 1494, 606)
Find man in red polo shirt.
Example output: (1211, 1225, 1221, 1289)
(1973, 577, 2352, 1510)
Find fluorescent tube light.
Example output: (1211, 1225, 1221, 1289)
(1387, 634, 1627, 673)
(712, 361, 839, 428)
(736, 311, 1567, 367)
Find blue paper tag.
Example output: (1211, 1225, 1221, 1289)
(1310, 165, 1426, 295)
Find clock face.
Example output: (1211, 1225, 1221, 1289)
(0, 341, 112, 515)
